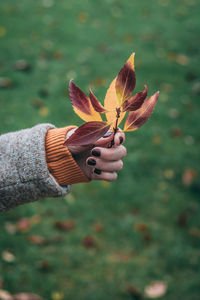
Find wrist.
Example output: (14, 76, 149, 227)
(45, 127, 90, 185)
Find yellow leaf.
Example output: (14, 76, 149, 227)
(0, 26, 6, 38)
(73, 102, 102, 122)
(39, 106, 49, 117)
(51, 292, 64, 300)
(104, 78, 126, 125)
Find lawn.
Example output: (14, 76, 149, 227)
(0, 0, 200, 299)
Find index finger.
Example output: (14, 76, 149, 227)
(94, 130, 125, 148)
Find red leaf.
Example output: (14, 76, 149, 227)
(16, 218, 31, 232)
(122, 85, 148, 112)
(115, 53, 136, 104)
(82, 235, 97, 248)
(54, 220, 75, 231)
(69, 80, 91, 115)
(124, 91, 159, 132)
(28, 235, 45, 245)
(89, 89, 106, 113)
(64, 121, 110, 146)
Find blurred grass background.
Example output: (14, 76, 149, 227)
(0, 0, 200, 299)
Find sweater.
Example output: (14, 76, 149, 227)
(0, 124, 89, 212)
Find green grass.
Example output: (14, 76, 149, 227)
(0, 0, 200, 299)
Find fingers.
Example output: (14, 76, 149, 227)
(86, 142, 127, 182)
(91, 171, 118, 182)
(91, 145, 127, 161)
(86, 157, 123, 172)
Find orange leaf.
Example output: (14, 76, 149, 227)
(124, 91, 159, 132)
(104, 78, 126, 126)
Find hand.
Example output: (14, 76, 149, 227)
(67, 129, 127, 182)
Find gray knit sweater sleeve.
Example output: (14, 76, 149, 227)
(0, 124, 71, 212)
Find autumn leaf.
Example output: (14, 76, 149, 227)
(82, 235, 97, 248)
(54, 220, 75, 231)
(69, 80, 102, 122)
(104, 78, 126, 125)
(28, 235, 45, 245)
(124, 91, 159, 131)
(122, 85, 148, 112)
(115, 53, 136, 104)
(16, 218, 31, 232)
(69, 80, 91, 115)
(64, 121, 111, 146)
(89, 89, 106, 113)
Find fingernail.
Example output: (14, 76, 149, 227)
(91, 149, 101, 157)
(120, 137, 123, 144)
(94, 168, 101, 175)
(87, 158, 96, 166)
(103, 131, 112, 138)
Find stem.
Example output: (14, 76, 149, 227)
(109, 107, 121, 148)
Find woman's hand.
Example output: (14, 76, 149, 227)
(67, 129, 126, 182)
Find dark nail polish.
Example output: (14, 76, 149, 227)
(87, 158, 96, 166)
(103, 131, 112, 138)
(94, 168, 101, 175)
(120, 137, 123, 144)
(91, 149, 101, 157)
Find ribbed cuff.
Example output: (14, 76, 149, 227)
(45, 127, 90, 185)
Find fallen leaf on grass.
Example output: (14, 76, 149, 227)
(28, 235, 45, 245)
(182, 169, 197, 186)
(39, 106, 49, 117)
(134, 223, 148, 232)
(51, 292, 64, 300)
(0, 77, 13, 89)
(145, 281, 167, 298)
(93, 222, 104, 233)
(16, 218, 31, 232)
(13, 60, 32, 72)
(82, 235, 97, 248)
(4, 222, 16, 234)
(54, 220, 75, 231)
(189, 228, 200, 239)
(2, 251, 15, 263)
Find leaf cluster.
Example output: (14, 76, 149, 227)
(64, 53, 159, 146)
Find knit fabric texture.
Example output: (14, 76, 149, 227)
(0, 124, 72, 212)
(46, 127, 90, 185)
